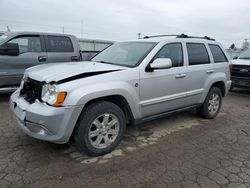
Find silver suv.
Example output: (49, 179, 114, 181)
(10, 34, 232, 156)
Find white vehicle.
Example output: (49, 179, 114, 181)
(231, 49, 250, 89)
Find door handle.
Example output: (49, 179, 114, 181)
(71, 56, 79, 61)
(206, 70, 214, 74)
(38, 56, 47, 62)
(175, 74, 186, 79)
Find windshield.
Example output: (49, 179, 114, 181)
(239, 49, 250, 59)
(92, 42, 157, 67)
(0, 34, 8, 44)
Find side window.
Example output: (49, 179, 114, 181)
(8, 36, 42, 54)
(209, 44, 228, 63)
(187, 43, 210, 65)
(46, 36, 73, 52)
(153, 43, 183, 67)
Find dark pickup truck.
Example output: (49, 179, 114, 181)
(0, 32, 84, 92)
(231, 49, 250, 89)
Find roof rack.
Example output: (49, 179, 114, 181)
(143, 34, 215, 41)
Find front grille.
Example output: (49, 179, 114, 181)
(20, 78, 43, 104)
(231, 65, 250, 78)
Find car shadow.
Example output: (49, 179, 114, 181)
(0, 93, 12, 102)
(230, 88, 250, 95)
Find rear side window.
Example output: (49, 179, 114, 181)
(153, 43, 183, 67)
(209, 44, 228, 63)
(187, 43, 210, 65)
(46, 36, 73, 52)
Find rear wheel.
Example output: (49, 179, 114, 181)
(74, 101, 126, 156)
(197, 87, 222, 119)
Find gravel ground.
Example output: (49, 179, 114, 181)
(0, 89, 250, 188)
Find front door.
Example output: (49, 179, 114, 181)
(0, 35, 47, 87)
(139, 43, 187, 118)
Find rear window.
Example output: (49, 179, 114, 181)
(187, 43, 210, 65)
(209, 44, 228, 63)
(46, 36, 73, 52)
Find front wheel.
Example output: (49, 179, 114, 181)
(197, 87, 222, 119)
(74, 101, 126, 156)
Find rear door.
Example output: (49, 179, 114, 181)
(208, 44, 230, 82)
(0, 35, 47, 88)
(45, 35, 79, 63)
(184, 43, 213, 106)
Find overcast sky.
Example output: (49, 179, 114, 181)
(0, 0, 249, 48)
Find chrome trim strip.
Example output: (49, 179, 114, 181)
(140, 89, 204, 107)
(186, 89, 204, 96)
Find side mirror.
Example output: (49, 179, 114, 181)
(147, 58, 172, 71)
(233, 56, 238, 60)
(0, 43, 19, 56)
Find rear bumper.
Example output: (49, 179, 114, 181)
(231, 77, 250, 88)
(9, 90, 83, 144)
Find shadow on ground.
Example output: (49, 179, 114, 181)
(230, 88, 250, 96)
(0, 93, 11, 102)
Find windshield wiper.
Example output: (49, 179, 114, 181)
(94, 61, 126, 67)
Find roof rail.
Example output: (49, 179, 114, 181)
(143, 34, 215, 41)
(143, 34, 180, 39)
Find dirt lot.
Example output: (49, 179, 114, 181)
(0, 89, 250, 188)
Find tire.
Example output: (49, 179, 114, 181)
(197, 87, 222, 119)
(74, 101, 126, 156)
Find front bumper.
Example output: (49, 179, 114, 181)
(9, 90, 83, 144)
(231, 77, 250, 88)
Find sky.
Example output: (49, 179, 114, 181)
(0, 0, 250, 48)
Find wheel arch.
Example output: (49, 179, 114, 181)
(199, 75, 227, 104)
(69, 94, 137, 142)
(82, 95, 135, 124)
(211, 81, 226, 97)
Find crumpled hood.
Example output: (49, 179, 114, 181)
(26, 61, 126, 83)
(232, 59, 250, 66)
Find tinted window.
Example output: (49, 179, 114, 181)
(187, 43, 210, 65)
(153, 43, 183, 67)
(47, 36, 73, 52)
(209, 44, 228, 63)
(92, 42, 156, 67)
(8, 36, 41, 54)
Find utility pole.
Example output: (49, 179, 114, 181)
(7, 26, 11, 32)
(81, 20, 83, 38)
(62, 26, 64, 34)
(137, 33, 141, 39)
